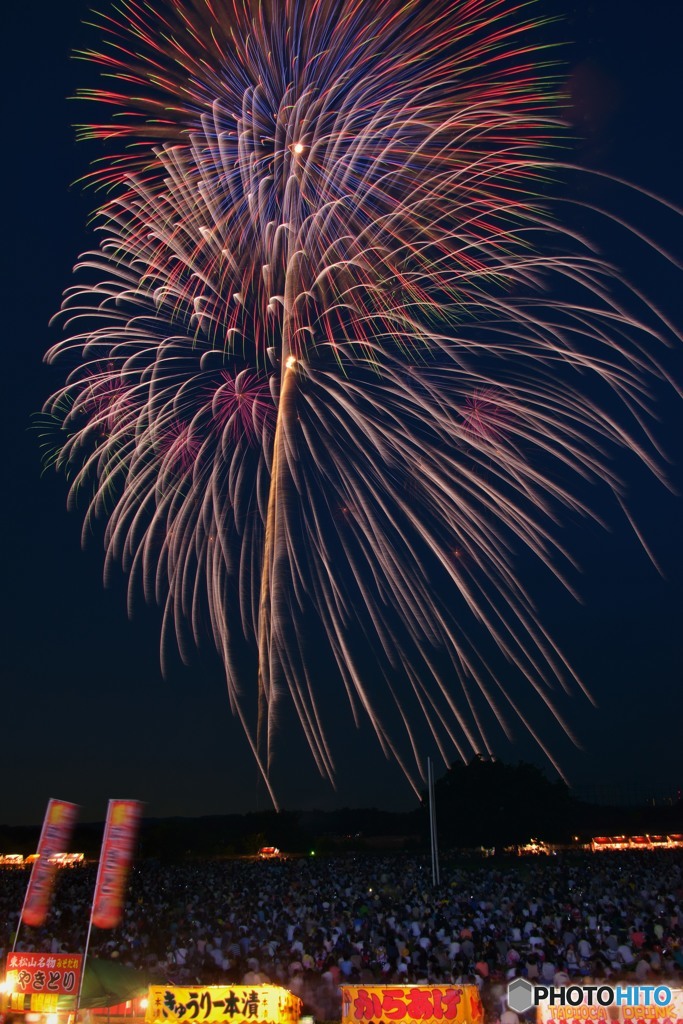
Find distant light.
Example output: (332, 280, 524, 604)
(293, 142, 305, 154)
(310, 849, 316, 856)
(286, 355, 297, 369)
(0, 981, 13, 995)
(140, 998, 149, 1009)
(47, 1015, 59, 1024)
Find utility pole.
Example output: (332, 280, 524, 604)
(428, 757, 440, 886)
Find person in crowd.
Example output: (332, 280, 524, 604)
(1, 849, 682, 1021)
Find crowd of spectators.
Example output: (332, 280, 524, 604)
(1, 851, 683, 1022)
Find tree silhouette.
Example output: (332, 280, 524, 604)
(430, 756, 576, 847)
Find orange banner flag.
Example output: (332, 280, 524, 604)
(92, 799, 142, 929)
(22, 799, 79, 927)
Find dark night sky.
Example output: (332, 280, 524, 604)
(3, 0, 683, 827)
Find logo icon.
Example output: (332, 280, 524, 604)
(507, 979, 535, 1015)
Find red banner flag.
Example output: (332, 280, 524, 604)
(92, 799, 142, 929)
(22, 799, 79, 927)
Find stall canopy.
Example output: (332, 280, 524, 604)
(58, 959, 150, 1010)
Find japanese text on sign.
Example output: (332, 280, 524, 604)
(5, 952, 83, 996)
(146, 986, 301, 1024)
(342, 986, 484, 1024)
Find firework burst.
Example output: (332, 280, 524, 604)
(44, 0, 679, 803)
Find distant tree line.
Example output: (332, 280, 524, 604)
(1, 759, 680, 859)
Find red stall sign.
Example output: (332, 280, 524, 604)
(6, 952, 83, 996)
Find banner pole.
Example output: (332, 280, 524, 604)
(428, 758, 434, 885)
(433, 762, 440, 885)
(74, 908, 97, 1024)
(74, 800, 112, 1024)
(12, 876, 31, 955)
(428, 758, 440, 886)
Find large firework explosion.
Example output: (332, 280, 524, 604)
(43, 0, 679, 804)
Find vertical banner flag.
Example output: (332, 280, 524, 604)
(92, 799, 142, 929)
(22, 799, 79, 927)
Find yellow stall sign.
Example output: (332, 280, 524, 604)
(9, 994, 59, 1014)
(146, 985, 301, 1024)
(342, 985, 484, 1024)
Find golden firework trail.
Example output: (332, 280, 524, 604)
(42, 0, 681, 804)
